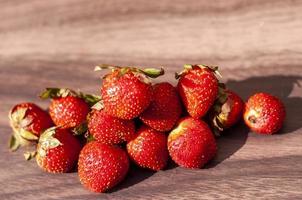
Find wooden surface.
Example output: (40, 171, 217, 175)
(1, 0, 302, 199)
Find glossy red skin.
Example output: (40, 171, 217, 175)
(244, 93, 286, 134)
(220, 90, 244, 128)
(49, 96, 90, 129)
(36, 129, 81, 173)
(168, 117, 217, 169)
(127, 126, 169, 171)
(101, 70, 153, 120)
(177, 67, 218, 119)
(88, 109, 136, 144)
(140, 82, 182, 132)
(11, 103, 53, 136)
(78, 142, 129, 193)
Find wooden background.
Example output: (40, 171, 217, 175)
(1, 0, 302, 199)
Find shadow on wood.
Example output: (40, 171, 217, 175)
(105, 75, 302, 192)
(227, 75, 302, 134)
(108, 163, 155, 193)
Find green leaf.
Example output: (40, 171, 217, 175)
(213, 116, 224, 132)
(8, 134, 20, 151)
(20, 118, 33, 128)
(39, 88, 61, 99)
(38, 126, 61, 154)
(86, 134, 96, 142)
(184, 64, 193, 70)
(38, 148, 47, 157)
(39, 127, 57, 142)
(59, 88, 75, 98)
(72, 123, 88, 136)
(197, 64, 222, 78)
(24, 151, 37, 161)
(91, 100, 104, 110)
(141, 67, 165, 78)
(19, 129, 38, 141)
(79, 93, 102, 107)
(221, 99, 232, 114)
(48, 138, 62, 148)
(11, 107, 27, 123)
(39, 88, 76, 99)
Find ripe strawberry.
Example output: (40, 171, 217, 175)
(87, 109, 136, 144)
(78, 141, 129, 193)
(9, 102, 53, 151)
(127, 126, 169, 171)
(244, 92, 286, 134)
(209, 89, 244, 134)
(40, 88, 99, 132)
(168, 117, 217, 169)
(96, 64, 164, 120)
(139, 82, 182, 132)
(176, 64, 219, 118)
(36, 127, 82, 173)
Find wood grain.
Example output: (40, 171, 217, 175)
(0, 0, 302, 199)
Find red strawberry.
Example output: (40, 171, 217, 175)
(87, 109, 136, 144)
(127, 126, 169, 171)
(139, 82, 182, 132)
(40, 88, 97, 132)
(176, 64, 219, 118)
(244, 92, 286, 134)
(96, 64, 164, 120)
(9, 102, 53, 151)
(78, 141, 129, 193)
(36, 127, 82, 173)
(167, 117, 217, 169)
(209, 89, 244, 134)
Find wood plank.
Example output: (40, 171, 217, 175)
(0, 0, 302, 199)
(1, 0, 302, 68)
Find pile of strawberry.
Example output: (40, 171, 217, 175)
(8, 64, 286, 193)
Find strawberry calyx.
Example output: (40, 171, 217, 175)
(208, 83, 230, 135)
(175, 64, 222, 79)
(72, 122, 88, 136)
(37, 127, 62, 157)
(40, 88, 101, 107)
(8, 107, 39, 151)
(40, 88, 77, 99)
(24, 151, 37, 161)
(91, 99, 104, 110)
(84, 131, 96, 143)
(78, 93, 102, 107)
(94, 64, 165, 79)
(40, 88, 101, 136)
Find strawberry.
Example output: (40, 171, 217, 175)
(139, 82, 182, 132)
(9, 102, 53, 151)
(167, 117, 217, 169)
(95, 64, 164, 120)
(127, 125, 169, 171)
(244, 92, 286, 134)
(78, 141, 129, 193)
(36, 127, 82, 173)
(87, 108, 136, 144)
(209, 88, 244, 134)
(40, 88, 99, 133)
(176, 64, 219, 118)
